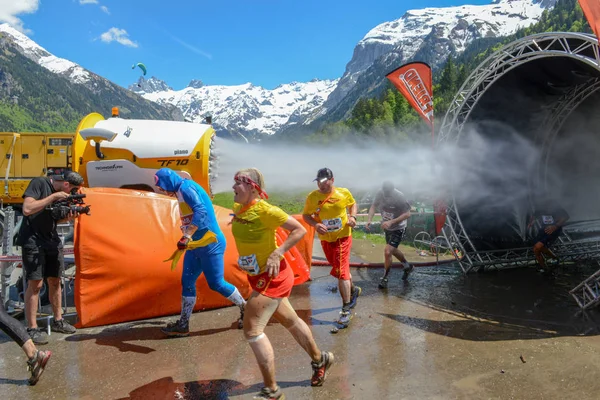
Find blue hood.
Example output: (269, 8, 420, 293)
(155, 168, 184, 192)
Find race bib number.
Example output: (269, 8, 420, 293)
(323, 218, 342, 232)
(238, 254, 259, 276)
(542, 215, 554, 225)
(382, 211, 394, 221)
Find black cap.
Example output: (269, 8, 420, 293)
(314, 167, 333, 183)
(53, 171, 84, 186)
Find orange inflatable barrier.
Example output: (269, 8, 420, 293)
(73, 188, 314, 328)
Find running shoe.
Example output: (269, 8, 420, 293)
(253, 386, 285, 399)
(237, 305, 245, 330)
(378, 277, 388, 289)
(337, 310, 352, 326)
(27, 350, 52, 386)
(311, 351, 334, 386)
(27, 328, 48, 345)
(51, 319, 76, 334)
(402, 264, 414, 281)
(161, 320, 189, 337)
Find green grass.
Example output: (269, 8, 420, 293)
(212, 191, 308, 214)
(360, 232, 387, 245)
(211, 193, 424, 250)
(212, 192, 236, 210)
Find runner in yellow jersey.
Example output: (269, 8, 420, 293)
(302, 167, 361, 327)
(231, 168, 334, 400)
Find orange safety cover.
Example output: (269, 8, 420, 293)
(275, 215, 313, 285)
(73, 188, 313, 328)
(289, 216, 315, 278)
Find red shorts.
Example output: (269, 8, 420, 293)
(247, 259, 293, 299)
(321, 236, 352, 280)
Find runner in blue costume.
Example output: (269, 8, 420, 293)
(154, 168, 246, 336)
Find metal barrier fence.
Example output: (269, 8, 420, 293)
(1, 206, 76, 333)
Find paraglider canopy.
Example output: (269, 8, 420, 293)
(132, 62, 147, 76)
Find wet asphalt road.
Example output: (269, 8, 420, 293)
(2, 261, 600, 399)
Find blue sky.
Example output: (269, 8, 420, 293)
(5, 0, 491, 90)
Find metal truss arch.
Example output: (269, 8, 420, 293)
(437, 32, 600, 272)
(440, 32, 600, 144)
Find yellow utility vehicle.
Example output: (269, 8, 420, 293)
(0, 132, 75, 206)
(0, 108, 217, 207)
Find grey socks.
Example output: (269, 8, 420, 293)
(180, 296, 196, 326)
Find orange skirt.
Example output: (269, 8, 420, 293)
(247, 259, 294, 299)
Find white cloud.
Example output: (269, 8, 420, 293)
(99, 27, 138, 48)
(0, 0, 39, 33)
(78, 0, 109, 15)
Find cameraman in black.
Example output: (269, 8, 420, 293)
(17, 172, 84, 344)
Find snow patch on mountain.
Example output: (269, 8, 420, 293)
(134, 78, 339, 136)
(0, 23, 92, 85)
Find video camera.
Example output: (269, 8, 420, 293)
(47, 189, 91, 220)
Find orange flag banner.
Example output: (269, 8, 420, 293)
(579, 0, 600, 43)
(386, 62, 434, 130)
(387, 62, 445, 234)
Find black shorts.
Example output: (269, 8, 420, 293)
(385, 229, 405, 248)
(22, 245, 64, 281)
(534, 227, 562, 247)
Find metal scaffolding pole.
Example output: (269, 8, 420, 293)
(1, 207, 15, 310)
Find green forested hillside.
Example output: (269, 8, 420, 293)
(0, 33, 181, 132)
(296, 0, 592, 144)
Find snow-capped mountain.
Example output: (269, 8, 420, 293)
(0, 23, 183, 121)
(0, 23, 93, 86)
(132, 77, 339, 139)
(135, 0, 556, 138)
(323, 0, 557, 112)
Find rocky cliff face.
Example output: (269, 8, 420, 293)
(318, 0, 557, 121)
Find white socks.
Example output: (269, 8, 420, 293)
(227, 288, 246, 308)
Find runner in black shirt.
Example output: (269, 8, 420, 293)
(367, 182, 413, 288)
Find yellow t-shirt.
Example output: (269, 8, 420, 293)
(231, 200, 289, 276)
(303, 187, 356, 242)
